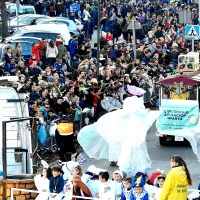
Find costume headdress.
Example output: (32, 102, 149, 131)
(132, 176, 145, 187)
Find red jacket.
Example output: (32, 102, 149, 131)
(31, 40, 45, 61)
(106, 34, 113, 41)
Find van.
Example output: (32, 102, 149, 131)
(8, 5, 36, 19)
(0, 76, 33, 175)
(13, 24, 70, 44)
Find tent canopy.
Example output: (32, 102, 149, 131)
(157, 75, 199, 86)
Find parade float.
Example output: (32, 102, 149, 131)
(156, 52, 200, 161)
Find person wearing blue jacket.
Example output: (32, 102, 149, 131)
(105, 16, 113, 33)
(49, 166, 64, 200)
(4, 58, 17, 76)
(84, 17, 95, 39)
(92, 7, 98, 28)
(39, 105, 49, 120)
(69, 35, 78, 66)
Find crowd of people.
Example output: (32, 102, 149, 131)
(1, 0, 200, 199)
(34, 154, 192, 200)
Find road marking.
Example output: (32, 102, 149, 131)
(188, 162, 196, 168)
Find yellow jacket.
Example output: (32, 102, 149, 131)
(159, 166, 188, 200)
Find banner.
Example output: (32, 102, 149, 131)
(156, 100, 199, 131)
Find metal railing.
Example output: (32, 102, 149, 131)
(10, 188, 102, 200)
(10, 188, 200, 200)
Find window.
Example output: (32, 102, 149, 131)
(27, 43, 32, 50)
(26, 38, 40, 44)
(20, 43, 29, 51)
(47, 33, 57, 41)
(9, 9, 16, 17)
(33, 33, 49, 38)
(23, 33, 35, 37)
(19, 8, 35, 15)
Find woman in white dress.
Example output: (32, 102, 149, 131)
(34, 168, 52, 200)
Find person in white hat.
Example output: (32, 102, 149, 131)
(110, 170, 124, 200)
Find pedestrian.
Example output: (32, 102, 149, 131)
(49, 166, 64, 200)
(71, 175, 93, 200)
(46, 40, 58, 69)
(84, 17, 95, 39)
(55, 115, 76, 162)
(34, 167, 52, 200)
(13, 42, 23, 63)
(112, 17, 120, 44)
(159, 155, 192, 200)
(70, 35, 78, 66)
(57, 41, 67, 60)
(32, 39, 45, 61)
(150, 174, 166, 200)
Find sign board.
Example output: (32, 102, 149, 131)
(156, 100, 199, 132)
(185, 25, 199, 40)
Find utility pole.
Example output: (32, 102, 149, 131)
(131, 19, 137, 59)
(96, 0, 100, 80)
(16, 0, 20, 32)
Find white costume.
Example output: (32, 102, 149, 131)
(83, 165, 100, 198)
(78, 96, 161, 176)
(34, 175, 50, 200)
(99, 180, 113, 200)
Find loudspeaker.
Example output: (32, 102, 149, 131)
(178, 53, 199, 72)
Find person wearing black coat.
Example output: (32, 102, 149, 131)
(112, 18, 120, 43)
(154, 26, 164, 38)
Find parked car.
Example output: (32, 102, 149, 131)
(37, 17, 83, 36)
(7, 5, 36, 19)
(12, 24, 70, 44)
(10, 40, 33, 64)
(9, 14, 51, 33)
(6, 36, 43, 44)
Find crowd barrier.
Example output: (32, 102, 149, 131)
(10, 188, 200, 200)
(10, 188, 103, 200)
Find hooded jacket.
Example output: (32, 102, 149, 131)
(159, 166, 189, 200)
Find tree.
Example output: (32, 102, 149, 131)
(0, 0, 9, 38)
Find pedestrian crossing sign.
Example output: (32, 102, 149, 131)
(186, 25, 199, 40)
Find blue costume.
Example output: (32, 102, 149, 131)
(121, 188, 133, 200)
(49, 175, 64, 194)
(130, 176, 149, 200)
(130, 190, 148, 200)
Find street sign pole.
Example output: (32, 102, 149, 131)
(192, 40, 194, 52)
(131, 19, 137, 60)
